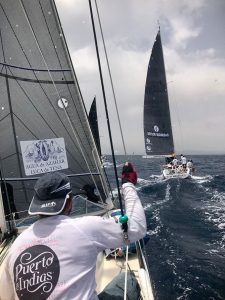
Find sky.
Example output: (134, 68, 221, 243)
(55, 0, 225, 155)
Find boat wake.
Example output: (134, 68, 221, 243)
(191, 174, 213, 184)
(137, 175, 163, 189)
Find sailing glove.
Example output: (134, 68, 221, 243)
(121, 162, 137, 185)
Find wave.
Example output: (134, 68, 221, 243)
(137, 175, 164, 190)
(191, 175, 213, 184)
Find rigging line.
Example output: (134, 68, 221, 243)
(124, 245, 129, 300)
(94, 0, 127, 156)
(40, 0, 101, 179)
(49, 1, 110, 198)
(0, 63, 4, 73)
(4, 173, 101, 182)
(50, 0, 109, 199)
(0, 3, 90, 178)
(0, 112, 10, 123)
(49, 0, 91, 137)
(91, 149, 107, 203)
(137, 240, 152, 300)
(88, 0, 124, 214)
(74, 195, 107, 209)
(19, 0, 108, 199)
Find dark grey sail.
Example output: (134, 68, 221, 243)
(88, 97, 102, 157)
(144, 30, 174, 156)
(0, 0, 109, 220)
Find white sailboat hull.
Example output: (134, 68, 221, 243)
(162, 167, 192, 179)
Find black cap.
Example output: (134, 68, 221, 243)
(28, 172, 72, 216)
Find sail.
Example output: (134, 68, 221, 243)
(88, 97, 102, 157)
(0, 0, 109, 219)
(143, 30, 174, 156)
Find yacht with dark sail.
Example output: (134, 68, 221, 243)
(88, 97, 102, 157)
(143, 29, 191, 179)
(0, 0, 154, 298)
(88, 97, 112, 168)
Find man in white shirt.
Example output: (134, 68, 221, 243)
(180, 154, 187, 169)
(172, 157, 178, 168)
(0, 163, 146, 300)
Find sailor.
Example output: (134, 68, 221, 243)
(164, 156, 173, 169)
(0, 163, 146, 300)
(180, 154, 187, 169)
(172, 156, 178, 168)
(186, 159, 194, 173)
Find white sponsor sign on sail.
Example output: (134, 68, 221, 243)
(20, 138, 68, 176)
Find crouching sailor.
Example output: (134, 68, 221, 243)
(0, 162, 146, 300)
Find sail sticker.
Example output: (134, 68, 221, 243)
(57, 98, 68, 109)
(147, 131, 169, 138)
(146, 138, 151, 144)
(146, 125, 170, 137)
(20, 138, 68, 176)
(13, 245, 60, 299)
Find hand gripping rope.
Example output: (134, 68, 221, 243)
(119, 214, 129, 243)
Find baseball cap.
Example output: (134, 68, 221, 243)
(28, 172, 72, 216)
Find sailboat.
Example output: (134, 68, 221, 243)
(0, 0, 154, 298)
(88, 97, 112, 168)
(143, 29, 191, 179)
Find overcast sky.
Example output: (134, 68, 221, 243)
(55, 0, 225, 155)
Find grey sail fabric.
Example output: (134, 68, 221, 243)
(144, 30, 174, 156)
(88, 97, 102, 157)
(0, 0, 109, 218)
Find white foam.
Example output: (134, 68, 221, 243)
(191, 175, 213, 184)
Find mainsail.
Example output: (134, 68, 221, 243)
(0, 0, 109, 220)
(143, 30, 174, 156)
(88, 97, 102, 157)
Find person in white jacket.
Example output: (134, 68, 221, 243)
(0, 162, 146, 300)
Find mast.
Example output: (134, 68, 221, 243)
(88, 0, 124, 214)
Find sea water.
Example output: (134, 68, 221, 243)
(105, 155, 225, 300)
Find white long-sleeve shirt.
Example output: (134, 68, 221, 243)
(0, 182, 146, 300)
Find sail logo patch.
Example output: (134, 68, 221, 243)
(20, 138, 68, 176)
(14, 245, 60, 299)
(148, 125, 170, 137)
(147, 131, 170, 138)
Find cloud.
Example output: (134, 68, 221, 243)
(55, 0, 225, 154)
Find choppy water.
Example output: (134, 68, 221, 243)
(106, 155, 225, 300)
